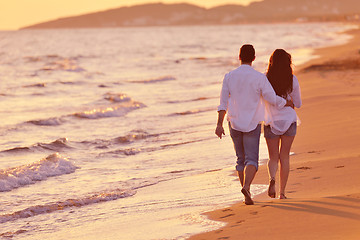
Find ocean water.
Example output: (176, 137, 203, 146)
(0, 23, 356, 240)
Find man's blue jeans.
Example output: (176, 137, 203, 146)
(229, 123, 261, 172)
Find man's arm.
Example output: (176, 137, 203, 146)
(285, 99, 294, 108)
(215, 110, 226, 139)
(261, 76, 292, 109)
(216, 73, 230, 139)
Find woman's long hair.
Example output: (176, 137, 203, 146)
(266, 49, 293, 98)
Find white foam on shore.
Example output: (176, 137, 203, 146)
(0, 153, 77, 192)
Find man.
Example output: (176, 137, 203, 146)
(215, 44, 292, 205)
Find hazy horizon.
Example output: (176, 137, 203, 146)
(0, 0, 260, 30)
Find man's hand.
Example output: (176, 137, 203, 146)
(216, 110, 226, 139)
(215, 125, 225, 139)
(285, 99, 294, 109)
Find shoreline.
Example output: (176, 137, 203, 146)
(188, 24, 360, 239)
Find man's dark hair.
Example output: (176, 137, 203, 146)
(239, 44, 255, 63)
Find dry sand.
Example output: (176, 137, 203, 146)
(188, 25, 360, 240)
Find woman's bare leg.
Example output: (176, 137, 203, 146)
(265, 137, 280, 197)
(279, 135, 295, 198)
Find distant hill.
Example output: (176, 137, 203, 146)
(22, 0, 360, 29)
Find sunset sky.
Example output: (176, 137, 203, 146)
(0, 0, 260, 30)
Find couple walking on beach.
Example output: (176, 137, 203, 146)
(215, 44, 302, 205)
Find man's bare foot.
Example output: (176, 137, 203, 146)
(241, 188, 254, 205)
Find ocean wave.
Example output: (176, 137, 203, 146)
(25, 55, 86, 72)
(34, 138, 71, 151)
(98, 148, 142, 157)
(73, 101, 146, 119)
(159, 139, 204, 149)
(104, 92, 132, 103)
(27, 117, 64, 126)
(83, 130, 179, 157)
(24, 95, 144, 127)
(112, 130, 155, 144)
(80, 130, 173, 148)
(1, 130, 155, 157)
(41, 58, 85, 72)
(189, 56, 238, 67)
(1, 146, 31, 154)
(23, 83, 46, 88)
(82, 130, 154, 155)
(190, 57, 207, 61)
(0, 189, 135, 224)
(169, 107, 215, 116)
(0, 138, 71, 154)
(166, 96, 216, 104)
(24, 54, 59, 63)
(59, 80, 77, 85)
(0, 153, 77, 192)
(129, 76, 176, 84)
(98, 138, 211, 156)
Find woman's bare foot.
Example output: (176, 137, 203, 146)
(268, 178, 276, 198)
(279, 193, 287, 199)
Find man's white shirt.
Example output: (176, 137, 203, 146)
(218, 64, 286, 132)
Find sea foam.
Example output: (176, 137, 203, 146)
(0, 153, 77, 192)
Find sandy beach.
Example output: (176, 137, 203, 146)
(188, 24, 360, 240)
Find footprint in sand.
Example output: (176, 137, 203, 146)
(307, 150, 323, 154)
(219, 213, 235, 219)
(297, 166, 311, 170)
(222, 208, 232, 212)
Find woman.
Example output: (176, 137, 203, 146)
(264, 49, 302, 199)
